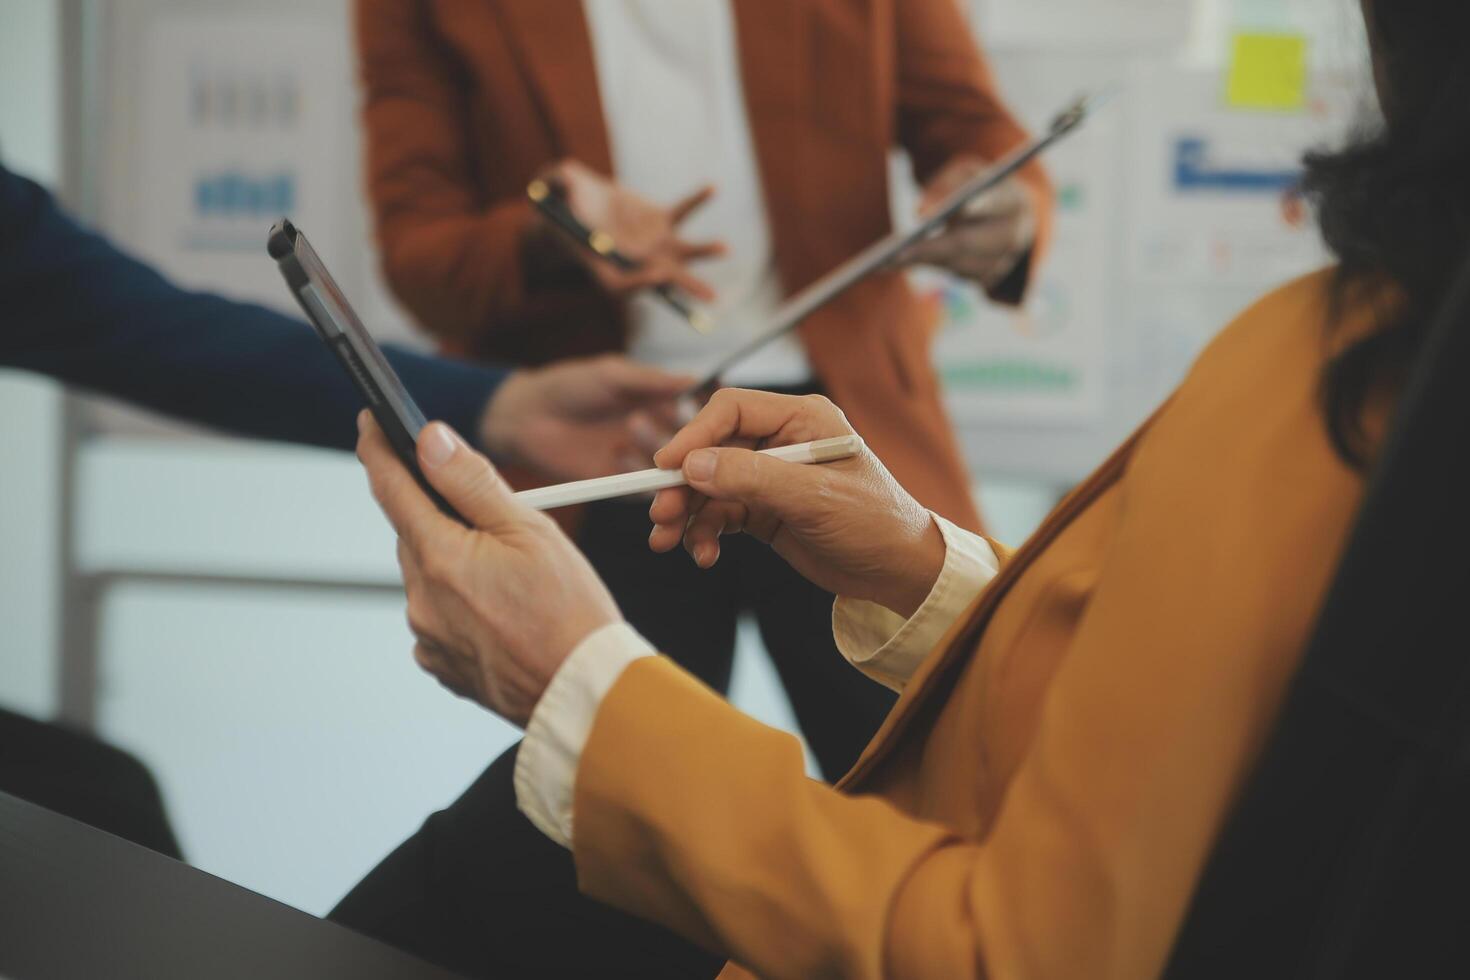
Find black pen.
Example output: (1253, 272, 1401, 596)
(527, 179, 714, 335)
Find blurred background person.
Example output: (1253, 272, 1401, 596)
(354, 0, 1053, 778)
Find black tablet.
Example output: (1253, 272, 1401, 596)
(268, 219, 462, 521)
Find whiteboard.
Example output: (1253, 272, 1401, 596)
(89, 0, 420, 347)
(910, 52, 1362, 483)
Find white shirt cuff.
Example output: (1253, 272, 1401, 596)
(832, 514, 1000, 692)
(513, 622, 656, 848)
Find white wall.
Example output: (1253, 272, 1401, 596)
(0, 0, 62, 719)
(0, 0, 59, 180)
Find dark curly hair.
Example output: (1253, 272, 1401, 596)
(1299, 1, 1470, 468)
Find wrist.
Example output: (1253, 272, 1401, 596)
(881, 511, 947, 620)
(523, 616, 637, 724)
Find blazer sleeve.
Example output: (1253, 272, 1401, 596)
(570, 450, 1353, 978)
(0, 166, 503, 451)
(354, 0, 552, 346)
(891, 0, 1054, 303)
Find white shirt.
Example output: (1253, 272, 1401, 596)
(514, 515, 1001, 846)
(581, 0, 810, 387)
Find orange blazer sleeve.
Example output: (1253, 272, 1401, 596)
(573, 507, 1353, 977)
(574, 656, 958, 979)
(892, 0, 1055, 301)
(354, 0, 537, 345)
(570, 278, 1373, 978)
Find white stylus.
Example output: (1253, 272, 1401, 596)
(512, 435, 866, 512)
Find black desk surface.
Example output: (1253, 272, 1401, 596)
(0, 791, 464, 979)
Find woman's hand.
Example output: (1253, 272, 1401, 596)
(541, 159, 725, 302)
(896, 162, 1036, 291)
(649, 390, 946, 619)
(358, 412, 622, 726)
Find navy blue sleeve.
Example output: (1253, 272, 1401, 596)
(0, 165, 506, 451)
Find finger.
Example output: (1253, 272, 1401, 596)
(416, 421, 528, 531)
(620, 264, 718, 304)
(958, 185, 1024, 222)
(593, 356, 697, 402)
(675, 239, 727, 263)
(906, 223, 1017, 271)
(669, 184, 716, 224)
(918, 160, 983, 215)
(653, 390, 851, 470)
(666, 269, 717, 304)
(358, 411, 461, 552)
(949, 219, 1025, 257)
(895, 235, 962, 269)
(947, 253, 1021, 288)
(649, 485, 698, 553)
(679, 445, 829, 517)
(918, 178, 965, 217)
(683, 500, 748, 569)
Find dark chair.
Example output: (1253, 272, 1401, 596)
(1164, 256, 1470, 978)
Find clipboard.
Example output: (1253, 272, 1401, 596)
(685, 92, 1107, 397)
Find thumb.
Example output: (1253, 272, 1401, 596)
(683, 447, 822, 517)
(417, 422, 521, 530)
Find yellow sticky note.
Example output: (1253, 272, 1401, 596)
(1227, 33, 1308, 111)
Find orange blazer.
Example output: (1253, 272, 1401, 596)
(354, 0, 1054, 529)
(567, 270, 1386, 978)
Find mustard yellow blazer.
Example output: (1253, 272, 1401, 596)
(570, 270, 1381, 978)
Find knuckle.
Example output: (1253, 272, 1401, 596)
(405, 602, 434, 640)
(802, 393, 838, 419)
(800, 394, 852, 431)
(709, 388, 736, 410)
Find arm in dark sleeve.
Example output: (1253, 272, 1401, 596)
(0, 166, 506, 451)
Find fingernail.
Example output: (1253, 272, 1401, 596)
(357, 409, 370, 433)
(420, 423, 459, 468)
(686, 449, 716, 483)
